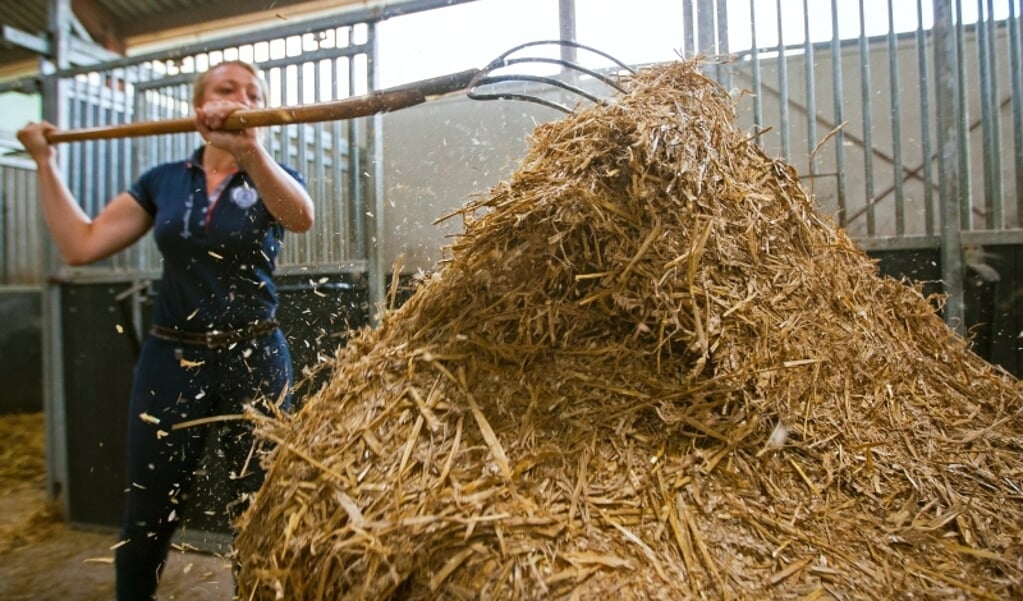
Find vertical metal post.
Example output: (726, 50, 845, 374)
(42, 0, 72, 509)
(776, 0, 790, 162)
(802, 0, 817, 176)
(347, 48, 364, 264)
(329, 59, 342, 266)
(887, 0, 905, 234)
(933, 0, 965, 332)
(916, 0, 936, 235)
(954, 0, 972, 231)
(311, 61, 326, 262)
(559, 0, 577, 57)
(683, 0, 696, 58)
(696, 0, 714, 54)
(716, 0, 731, 90)
(559, 0, 578, 88)
(366, 21, 386, 324)
(858, 0, 876, 235)
(976, 0, 1002, 228)
(750, 0, 763, 140)
(830, 0, 848, 223)
(1011, 0, 1023, 224)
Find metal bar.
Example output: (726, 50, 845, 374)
(696, 0, 716, 77)
(933, 0, 965, 332)
(333, 56, 346, 264)
(887, 0, 906, 234)
(314, 59, 330, 265)
(858, 0, 876, 235)
(975, 0, 996, 227)
(983, 0, 1003, 228)
(916, 0, 936, 235)
(43, 0, 73, 525)
(132, 77, 151, 275)
(67, 78, 82, 213)
(830, 0, 848, 223)
(348, 54, 364, 263)
(733, 65, 927, 187)
(776, 0, 790, 161)
(115, 65, 145, 349)
(683, 0, 696, 58)
(954, 0, 972, 230)
(2, 24, 49, 54)
(84, 82, 98, 218)
(296, 62, 312, 264)
(1011, 0, 1023, 225)
(367, 22, 387, 324)
(802, 0, 817, 178)
(559, 0, 578, 66)
(750, 0, 764, 143)
(716, 0, 731, 90)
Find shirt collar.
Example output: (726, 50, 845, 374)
(185, 146, 206, 170)
(185, 146, 248, 178)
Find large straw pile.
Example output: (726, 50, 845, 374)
(235, 60, 1023, 600)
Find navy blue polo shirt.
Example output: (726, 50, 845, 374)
(129, 147, 305, 331)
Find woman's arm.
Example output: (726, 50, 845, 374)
(235, 144, 316, 233)
(17, 121, 154, 266)
(197, 102, 316, 233)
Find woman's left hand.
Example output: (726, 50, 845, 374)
(195, 100, 259, 155)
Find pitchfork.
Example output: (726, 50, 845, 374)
(45, 40, 636, 144)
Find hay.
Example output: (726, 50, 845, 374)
(0, 411, 64, 554)
(235, 59, 1023, 600)
(0, 412, 46, 492)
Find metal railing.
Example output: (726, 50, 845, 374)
(46, 26, 377, 282)
(683, 0, 1021, 245)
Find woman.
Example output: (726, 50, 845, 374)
(17, 60, 315, 600)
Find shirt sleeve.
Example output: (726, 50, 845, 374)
(127, 167, 158, 216)
(279, 163, 307, 188)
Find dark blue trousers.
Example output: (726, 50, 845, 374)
(114, 329, 292, 601)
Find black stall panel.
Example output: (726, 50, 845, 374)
(869, 245, 1022, 379)
(0, 288, 43, 414)
(61, 274, 370, 539)
(277, 272, 370, 403)
(61, 282, 139, 529)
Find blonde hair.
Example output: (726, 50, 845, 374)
(191, 60, 268, 108)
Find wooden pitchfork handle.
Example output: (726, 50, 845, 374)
(44, 68, 481, 144)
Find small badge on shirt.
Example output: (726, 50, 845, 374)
(231, 186, 259, 210)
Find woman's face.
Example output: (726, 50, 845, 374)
(197, 64, 265, 108)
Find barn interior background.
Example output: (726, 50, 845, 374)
(0, 0, 1020, 545)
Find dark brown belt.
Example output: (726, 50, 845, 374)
(148, 320, 278, 348)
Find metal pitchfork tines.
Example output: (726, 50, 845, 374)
(45, 40, 637, 144)
(466, 40, 636, 114)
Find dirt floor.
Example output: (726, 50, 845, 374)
(0, 412, 235, 600)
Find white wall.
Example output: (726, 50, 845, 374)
(0, 92, 40, 153)
(381, 92, 557, 272)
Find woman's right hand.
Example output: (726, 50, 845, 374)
(16, 121, 58, 164)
